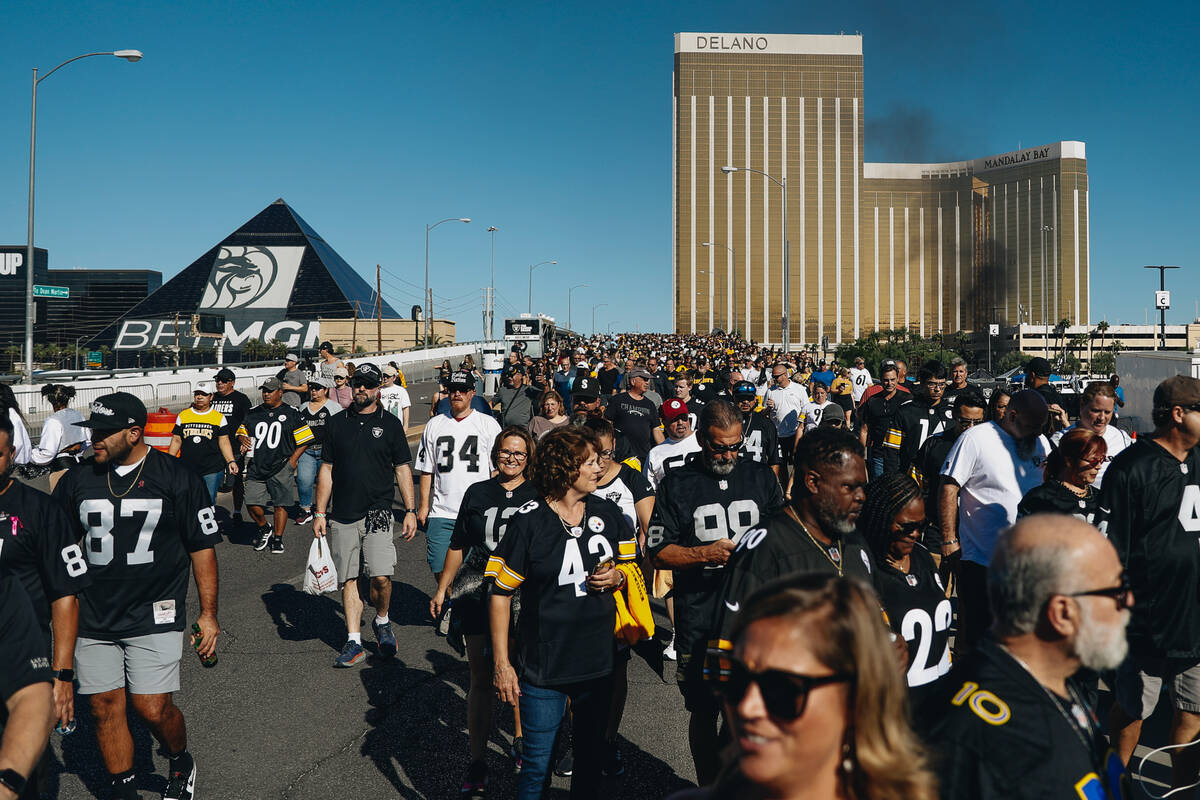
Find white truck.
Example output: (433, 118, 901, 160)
(1115, 350, 1200, 434)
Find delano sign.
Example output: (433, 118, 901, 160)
(674, 32, 862, 56)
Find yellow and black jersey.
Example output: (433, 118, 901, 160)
(237, 403, 314, 480)
(918, 638, 1128, 800)
(173, 407, 231, 475)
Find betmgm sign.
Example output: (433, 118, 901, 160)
(115, 245, 319, 350)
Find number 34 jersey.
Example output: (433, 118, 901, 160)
(53, 449, 222, 641)
(416, 409, 502, 520)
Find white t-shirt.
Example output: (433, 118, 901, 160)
(1050, 423, 1133, 489)
(766, 381, 811, 438)
(646, 434, 702, 490)
(803, 400, 844, 432)
(378, 384, 411, 420)
(941, 421, 1051, 566)
(848, 368, 873, 403)
(743, 367, 761, 384)
(416, 409, 501, 519)
(10, 408, 31, 465)
(31, 408, 89, 465)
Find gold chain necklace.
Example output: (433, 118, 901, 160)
(549, 498, 585, 538)
(107, 455, 149, 499)
(785, 506, 843, 575)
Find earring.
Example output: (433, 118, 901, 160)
(841, 730, 855, 776)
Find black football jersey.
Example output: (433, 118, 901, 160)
(210, 390, 251, 434)
(0, 480, 92, 631)
(451, 478, 539, 554)
(705, 511, 874, 682)
(873, 545, 952, 706)
(647, 456, 784, 657)
(740, 411, 783, 467)
(0, 575, 54, 734)
(883, 399, 946, 477)
(485, 495, 637, 686)
(1098, 440, 1200, 659)
(685, 397, 706, 431)
(237, 403, 315, 479)
(1017, 481, 1099, 525)
(53, 449, 221, 640)
(919, 638, 1128, 800)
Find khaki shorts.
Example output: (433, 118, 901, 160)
(329, 513, 397, 581)
(652, 569, 674, 599)
(245, 462, 297, 508)
(75, 632, 183, 695)
(1115, 655, 1200, 718)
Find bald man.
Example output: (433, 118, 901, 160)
(921, 515, 1131, 800)
(939, 389, 1051, 653)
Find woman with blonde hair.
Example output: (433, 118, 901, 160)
(529, 389, 569, 440)
(672, 573, 938, 800)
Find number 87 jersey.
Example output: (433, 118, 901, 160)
(53, 449, 222, 641)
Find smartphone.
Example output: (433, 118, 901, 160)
(591, 557, 614, 577)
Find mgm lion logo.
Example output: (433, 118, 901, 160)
(200, 246, 303, 310)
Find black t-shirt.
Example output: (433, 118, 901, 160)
(211, 390, 252, 435)
(1018, 481, 1099, 525)
(872, 545, 952, 707)
(919, 638, 1127, 800)
(597, 367, 621, 395)
(321, 404, 412, 524)
(605, 392, 659, 462)
(861, 391, 907, 448)
(1098, 440, 1200, 659)
(0, 480, 92, 632)
(451, 478, 539, 554)
(300, 401, 340, 448)
(53, 449, 221, 640)
(685, 397, 706, 432)
(740, 410, 783, 467)
(0, 575, 54, 755)
(705, 510, 874, 682)
(172, 408, 233, 476)
(647, 456, 784, 658)
(915, 431, 958, 550)
(485, 495, 637, 686)
(883, 399, 947, 477)
(238, 403, 315, 479)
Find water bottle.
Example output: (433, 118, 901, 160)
(54, 718, 77, 735)
(191, 622, 218, 668)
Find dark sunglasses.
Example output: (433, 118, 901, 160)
(894, 519, 927, 537)
(1068, 573, 1132, 610)
(707, 438, 744, 454)
(719, 659, 853, 720)
(349, 378, 377, 388)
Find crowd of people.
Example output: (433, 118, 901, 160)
(0, 328, 1194, 800)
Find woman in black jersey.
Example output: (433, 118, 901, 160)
(859, 473, 953, 706)
(1018, 428, 1106, 524)
(432, 426, 537, 796)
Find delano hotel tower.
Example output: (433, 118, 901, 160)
(673, 32, 1090, 345)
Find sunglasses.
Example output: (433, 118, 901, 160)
(719, 658, 853, 720)
(707, 438, 744, 454)
(350, 378, 378, 388)
(894, 519, 927, 537)
(956, 417, 983, 427)
(1067, 573, 1132, 610)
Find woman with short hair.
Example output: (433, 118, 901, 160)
(529, 390, 569, 440)
(1018, 428, 1106, 523)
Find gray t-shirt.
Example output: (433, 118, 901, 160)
(282, 368, 308, 407)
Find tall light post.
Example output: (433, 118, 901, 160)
(26, 49, 142, 382)
(592, 303, 607, 336)
(486, 226, 498, 340)
(702, 241, 739, 336)
(424, 217, 471, 349)
(1145, 265, 1182, 350)
(527, 260, 557, 313)
(1040, 224, 1053, 359)
(568, 283, 589, 332)
(607, 321, 621, 335)
(722, 165, 788, 351)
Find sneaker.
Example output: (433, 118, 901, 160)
(269, 536, 285, 555)
(663, 636, 677, 661)
(333, 640, 366, 668)
(253, 526, 272, 551)
(510, 737, 524, 773)
(459, 759, 487, 797)
(295, 509, 314, 525)
(601, 743, 624, 777)
(554, 748, 574, 778)
(163, 758, 196, 800)
(373, 619, 397, 658)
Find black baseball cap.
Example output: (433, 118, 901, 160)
(573, 376, 599, 400)
(76, 392, 147, 433)
(319, 341, 334, 352)
(353, 363, 382, 388)
(447, 370, 476, 391)
(732, 380, 757, 399)
(215, 368, 236, 382)
(1026, 357, 1053, 378)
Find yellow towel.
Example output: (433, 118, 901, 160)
(613, 562, 655, 645)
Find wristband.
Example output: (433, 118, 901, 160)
(0, 769, 27, 797)
(405, 508, 417, 515)
(943, 538, 960, 546)
(55, 668, 75, 683)
(314, 512, 327, 518)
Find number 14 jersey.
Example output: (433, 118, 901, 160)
(416, 409, 502, 519)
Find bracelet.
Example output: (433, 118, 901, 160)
(943, 538, 960, 546)
(314, 512, 327, 518)
(0, 769, 27, 797)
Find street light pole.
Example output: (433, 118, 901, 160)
(568, 283, 588, 332)
(1144, 265, 1182, 350)
(592, 303, 607, 336)
(424, 217, 471, 349)
(607, 321, 620, 335)
(722, 166, 788, 351)
(527, 260, 557, 314)
(1041, 225, 1052, 359)
(702, 241, 738, 336)
(26, 49, 142, 382)
(486, 226, 498, 340)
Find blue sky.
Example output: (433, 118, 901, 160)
(2, 1, 1197, 341)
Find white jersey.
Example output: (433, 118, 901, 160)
(416, 409, 501, 519)
(803, 400, 844, 432)
(1050, 423, 1133, 489)
(378, 384, 411, 420)
(766, 381, 811, 438)
(646, 434, 703, 490)
(848, 368, 873, 403)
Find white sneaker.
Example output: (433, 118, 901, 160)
(663, 637, 677, 661)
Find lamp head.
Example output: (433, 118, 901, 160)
(721, 166, 738, 174)
(487, 226, 497, 232)
(113, 50, 143, 62)
(702, 242, 713, 247)
(459, 218, 471, 223)
(550, 261, 558, 265)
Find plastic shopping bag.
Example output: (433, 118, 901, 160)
(303, 537, 339, 595)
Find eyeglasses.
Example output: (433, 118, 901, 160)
(772, 373, 786, 380)
(707, 438, 744, 454)
(335, 376, 347, 381)
(894, 519, 927, 537)
(718, 658, 853, 720)
(597, 448, 617, 462)
(349, 378, 377, 388)
(1068, 573, 1132, 610)
(1183, 404, 1200, 414)
(956, 417, 983, 427)
(497, 449, 528, 462)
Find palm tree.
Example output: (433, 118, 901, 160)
(1096, 319, 1109, 354)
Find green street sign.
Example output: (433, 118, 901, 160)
(32, 284, 69, 298)
(86, 350, 103, 367)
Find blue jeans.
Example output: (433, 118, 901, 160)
(868, 451, 884, 479)
(201, 472, 223, 505)
(517, 676, 612, 800)
(296, 447, 322, 509)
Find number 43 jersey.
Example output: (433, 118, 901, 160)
(53, 449, 221, 641)
(416, 409, 502, 520)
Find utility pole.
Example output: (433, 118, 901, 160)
(351, 300, 359, 353)
(1145, 265, 1181, 350)
(428, 288, 434, 346)
(375, 264, 383, 353)
(172, 312, 180, 367)
(487, 226, 498, 340)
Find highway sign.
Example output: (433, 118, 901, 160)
(86, 350, 103, 368)
(32, 284, 68, 298)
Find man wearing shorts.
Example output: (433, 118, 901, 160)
(314, 362, 417, 668)
(236, 377, 314, 554)
(54, 392, 220, 800)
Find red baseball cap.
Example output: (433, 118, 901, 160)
(661, 398, 688, 422)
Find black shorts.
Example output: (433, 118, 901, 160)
(676, 641, 720, 715)
(453, 595, 491, 637)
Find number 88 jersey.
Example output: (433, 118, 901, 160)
(53, 449, 222, 641)
(416, 409, 502, 519)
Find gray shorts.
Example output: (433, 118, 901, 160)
(1115, 655, 1200, 718)
(244, 462, 297, 508)
(75, 631, 184, 695)
(329, 512, 396, 581)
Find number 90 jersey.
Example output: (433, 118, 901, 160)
(416, 409, 502, 519)
(450, 478, 539, 554)
(53, 449, 221, 641)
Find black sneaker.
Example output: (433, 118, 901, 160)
(602, 743, 624, 777)
(253, 527, 272, 551)
(554, 748, 574, 778)
(459, 759, 487, 797)
(269, 536, 285, 554)
(295, 509, 314, 525)
(163, 758, 196, 800)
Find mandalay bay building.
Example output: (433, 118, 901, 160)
(673, 32, 1090, 346)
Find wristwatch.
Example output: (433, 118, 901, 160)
(405, 508, 417, 515)
(55, 668, 74, 683)
(0, 769, 27, 796)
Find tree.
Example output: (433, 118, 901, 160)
(1095, 319, 1110, 353)
(834, 328, 966, 374)
(996, 349, 1033, 373)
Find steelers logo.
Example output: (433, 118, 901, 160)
(192, 436, 202, 444)
(588, 516, 605, 533)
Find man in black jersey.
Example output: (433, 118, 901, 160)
(647, 399, 784, 785)
(0, 575, 55, 800)
(55, 392, 220, 800)
(914, 392, 986, 556)
(732, 380, 782, 481)
(1101, 375, 1200, 792)
(882, 359, 948, 478)
(942, 357, 971, 413)
(211, 368, 252, 524)
(920, 516, 1131, 800)
(859, 363, 906, 479)
(707, 427, 871, 685)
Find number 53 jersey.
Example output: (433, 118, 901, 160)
(53, 449, 222, 641)
(416, 409, 502, 520)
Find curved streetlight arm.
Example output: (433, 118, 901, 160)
(423, 217, 470, 349)
(38, 52, 127, 84)
(527, 260, 558, 313)
(427, 217, 471, 233)
(722, 165, 784, 189)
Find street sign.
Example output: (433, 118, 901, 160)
(988, 324, 1000, 336)
(32, 284, 68, 298)
(86, 351, 102, 368)
(1155, 290, 1171, 310)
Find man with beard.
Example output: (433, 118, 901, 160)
(914, 392, 986, 557)
(647, 399, 785, 786)
(314, 363, 418, 668)
(210, 368, 251, 524)
(940, 390, 1050, 654)
(1101, 375, 1200, 792)
(920, 516, 1131, 800)
(732, 380, 782, 482)
(882, 359, 949, 478)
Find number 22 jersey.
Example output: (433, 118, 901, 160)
(53, 449, 221, 640)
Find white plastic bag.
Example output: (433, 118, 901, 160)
(303, 537, 339, 595)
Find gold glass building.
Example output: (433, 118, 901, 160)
(673, 32, 1089, 344)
